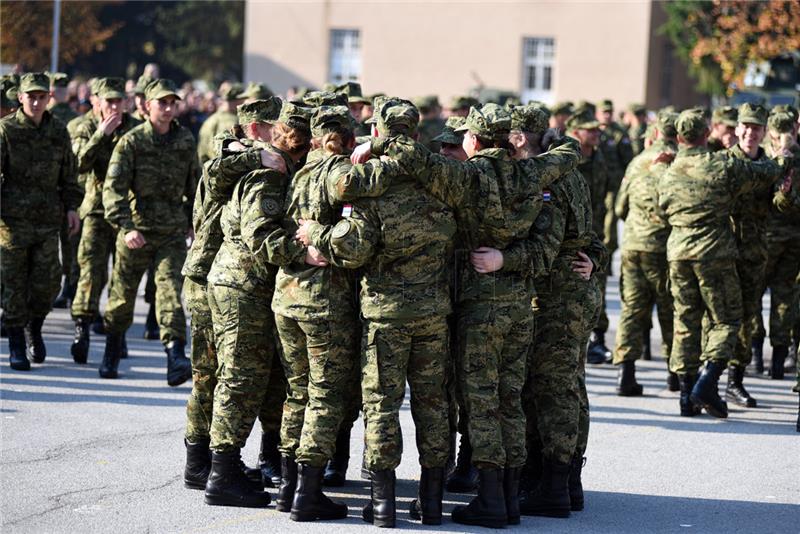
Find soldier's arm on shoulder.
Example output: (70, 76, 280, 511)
(103, 137, 136, 232)
(206, 146, 262, 201)
(508, 195, 566, 276)
(523, 135, 580, 189)
(727, 154, 782, 196)
(333, 157, 401, 202)
(413, 152, 470, 209)
(307, 203, 377, 269)
(58, 128, 81, 212)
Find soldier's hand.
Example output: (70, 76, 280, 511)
(295, 219, 313, 246)
(260, 150, 287, 173)
(653, 151, 675, 165)
(228, 141, 247, 152)
(124, 230, 146, 250)
(66, 210, 81, 237)
(572, 251, 593, 280)
(780, 169, 794, 194)
(470, 247, 504, 273)
(100, 113, 122, 136)
(351, 142, 372, 164)
(305, 246, 329, 267)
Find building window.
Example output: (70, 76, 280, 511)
(329, 29, 361, 83)
(521, 37, 555, 104)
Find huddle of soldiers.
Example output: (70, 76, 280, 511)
(2, 68, 799, 529)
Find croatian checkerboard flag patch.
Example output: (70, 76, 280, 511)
(543, 191, 551, 202)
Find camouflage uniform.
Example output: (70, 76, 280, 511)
(597, 111, 633, 258)
(196, 84, 244, 165)
(0, 103, 81, 327)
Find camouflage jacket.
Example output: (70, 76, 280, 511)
(103, 119, 199, 235)
(628, 123, 647, 157)
(576, 148, 609, 239)
(74, 113, 142, 219)
(728, 144, 783, 248)
(0, 109, 81, 233)
(48, 102, 78, 126)
(765, 143, 800, 243)
(615, 139, 675, 253)
(67, 110, 95, 140)
(197, 110, 238, 164)
(598, 121, 633, 192)
(658, 145, 783, 262)
(417, 117, 446, 153)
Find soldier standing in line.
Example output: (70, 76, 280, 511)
(0, 72, 82, 370)
(414, 95, 446, 152)
(0, 75, 19, 118)
(626, 103, 648, 156)
(334, 81, 372, 136)
(99, 79, 196, 385)
(707, 106, 738, 152)
(47, 72, 78, 125)
(197, 83, 245, 164)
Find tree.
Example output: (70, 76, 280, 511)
(661, 0, 800, 96)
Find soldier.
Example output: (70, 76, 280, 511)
(334, 81, 372, 136)
(203, 103, 311, 508)
(99, 79, 197, 386)
(658, 110, 785, 418)
(447, 96, 480, 118)
(414, 95, 445, 152)
(708, 106, 738, 152)
(549, 102, 574, 134)
(612, 111, 678, 395)
(626, 103, 648, 156)
(47, 72, 78, 125)
(240, 81, 273, 103)
(197, 82, 244, 164)
(0, 72, 82, 370)
(69, 78, 142, 364)
(130, 74, 152, 122)
(0, 75, 19, 118)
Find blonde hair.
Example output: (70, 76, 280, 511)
(311, 130, 354, 155)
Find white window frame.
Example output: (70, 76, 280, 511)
(329, 29, 362, 84)
(521, 37, 556, 105)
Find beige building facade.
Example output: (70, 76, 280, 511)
(244, 0, 706, 110)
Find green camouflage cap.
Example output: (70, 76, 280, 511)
(676, 110, 709, 139)
(433, 116, 466, 144)
(737, 102, 768, 126)
(551, 101, 573, 116)
(48, 72, 69, 88)
(322, 82, 337, 93)
(598, 99, 614, 112)
(770, 104, 798, 123)
(335, 81, 370, 104)
(220, 82, 245, 101)
(88, 78, 101, 96)
(19, 72, 51, 93)
(628, 103, 647, 115)
(1, 76, 19, 108)
(301, 90, 348, 108)
(413, 95, 440, 111)
(144, 78, 182, 101)
(511, 105, 549, 135)
(376, 97, 419, 134)
(566, 110, 601, 131)
(449, 95, 480, 111)
(655, 110, 679, 137)
(237, 96, 282, 124)
(455, 103, 512, 140)
(767, 112, 796, 134)
(278, 101, 313, 130)
(574, 100, 596, 115)
(368, 92, 385, 104)
(711, 105, 737, 126)
(240, 82, 273, 100)
(134, 75, 153, 95)
(661, 105, 677, 114)
(95, 77, 127, 100)
(311, 105, 356, 137)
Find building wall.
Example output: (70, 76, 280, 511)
(245, 0, 695, 111)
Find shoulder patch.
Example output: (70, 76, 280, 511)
(535, 210, 551, 231)
(341, 204, 353, 217)
(107, 162, 122, 178)
(543, 190, 552, 202)
(332, 220, 351, 239)
(262, 198, 281, 215)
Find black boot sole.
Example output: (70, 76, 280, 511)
(322, 473, 346, 487)
(452, 512, 508, 528)
(167, 370, 192, 387)
(9, 360, 31, 371)
(616, 385, 644, 397)
(725, 391, 756, 408)
(570, 499, 584, 511)
(204, 493, 271, 508)
(99, 370, 119, 379)
(184, 478, 207, 490)
(290, 507, 349, 522)
(71, 343, 88, 364)
(689, 393, 728, 418)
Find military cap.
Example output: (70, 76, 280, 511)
(1, 76, 19, 107)
(711, 105, 738, 127)
(219, 82, 245, 101)
(660, 105, 677, 114)
(278, 101, 313, 130)
(311, 105, 356, 137)
(322, 82, 337, 93)
(144, 78, 182, 101)
(737, 103, 768, 126)
(375, 97, 419, 134)
(335, 81, 371, 104)
(95, 77, 127, 100)
(566, 110, 601, 131)
(237, 97, 282, 125)
(19, 72, 51, 93)
(551, 101, 573, 116)
(240, 82, 273, 100)
(598, 99, 614, 112)
(134, 75, 153, 95)
(504, 96, 522, 107)
(767, 112, 796, 134)
(574, 100, 596, 115)
(511, 105, 549, 135)
(88, 78, 102, 96)
(449, 95, 480, 111)
(628, 103, 647, 115)
(301, 90, 348, 108)
(676, 110, 709, 139)
(455, 103, 512, 141)
(48, 72, 69, 87)
(770, 104, 798, 123)
(368, 92, 385, 104)
(413, 95, 440, 112)
(655, 110, 679, 138)
(292, 86, 311, 101)
(433, 116, 466, 145)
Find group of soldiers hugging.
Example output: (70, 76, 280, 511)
(1, 69, 799, 529)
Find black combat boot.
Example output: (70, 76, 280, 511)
(204, 450, 271, 508)
(445, 432, 478, 493)
(519, 459, 571, 518)
(667, 371, 680, 392)
(503, 467, 522, 525)
(690, 361, 728, 418)
(184, 438, 212, 490)
(642, 336, 652, 360)
(276, 455, 298, 512)
(91, 313, 105, 335)
(770, 346, 788, 380)
(751, 336, 764, 374)
(586, 330, 610, 365)
(616, 360, 643, 396)
(323, 425, 350, 487)
(568, 456, 586, 511)
(71, 317, 90, 364)
(520, 442, 543, 493)
(7, 326, 30, 371)
(24, 317, 46, 363)
(726, 365, 756, 407)
(409, 466, 444, 525)
(678, 374, 701, 416)
(258, 430, 282, 487)
(143, 303, 159, 340)
(452, 467, 508, 528)
(362, 469, 396, 527)
(52, 277, 71, 308)
(99, 332, 123, 379)
(290, 463, 348, 522)
(165, 340, 192, 387)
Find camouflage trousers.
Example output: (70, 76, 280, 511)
(103, 231, 186, 343)
(751, 237, 800, 348)
(446, 313, 468, 436)
(362, 316, 450, 471)
(731, 241, 768, 367)
(669, 259, 742, 376)
(595, 272, 609, 334)
(0, 223, 61, 327)
(603, 190, 619, 266)
(184, 277, 217, 442)
(71, 215, 115, 319)
(59, 213, 81, 286)
(458, 298, 531, 469)
(613, 250, 673, 364)
(208, 284, 286, 452)
(275, 314, 360, 466)
(525, 264, 600, 465)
